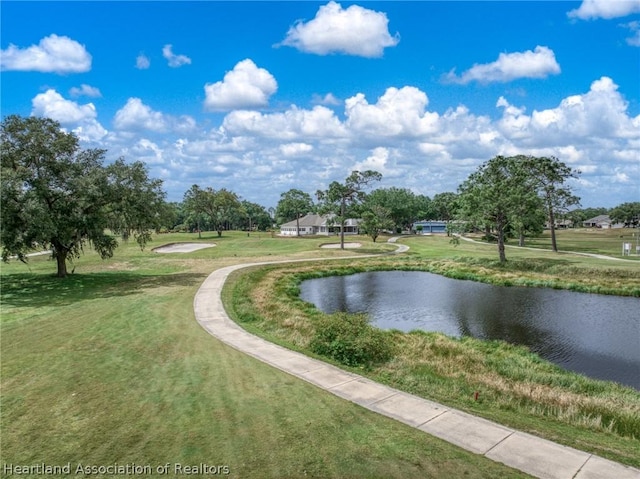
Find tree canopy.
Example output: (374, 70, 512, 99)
(1, 115, 166, 277)
(241, 200, 272, 232)
(457, 156, 537, 262)
(457, 155, 580, 261)
(609, 202, 640, 227)
(364, 187, 431, 232)
(359, 205, 394, 243)
(519, 155, 580, 252)
(275, 189, 315, 236)
(316, 170, 382, 249)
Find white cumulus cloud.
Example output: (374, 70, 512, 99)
(136, 54, 150, 69)
(162, 44, 191, 68)
(352, 147, 402, 177)
(1, 34, 91, 73)
(223, 105, 346, 140)
(129, 139, 164, 164)
(530, 77, 637, 141)
(204, 59, 277, 111)
(280, 143, 314, 156)
(69, 84, 102, 98)
(622, 21, 640, 46)
(114, 98, 169, 132)
(345, 86, 439, 138)
(279, 1, 399, 57)
(113, 98, 196, 135)
(568, 0, 640, 19)
(31, 89, 107, 141)
(312, 92, 341, 106)
(445, 46, 561, 84)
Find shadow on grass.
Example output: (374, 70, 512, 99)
(1, 271, 207, 309)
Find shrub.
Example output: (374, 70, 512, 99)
(310, 313, 395, 367)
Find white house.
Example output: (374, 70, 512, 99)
(279, 214, 360, 236)
(583, 215, 612, 228)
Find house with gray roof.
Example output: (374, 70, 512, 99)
(582, 215, 612, 228)
(279, 214, 360, 236)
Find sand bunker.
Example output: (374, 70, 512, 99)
(320, 242, 362, 249)
(153, 243, 216, 253)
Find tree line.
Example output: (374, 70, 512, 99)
(2, 115, 638, 277)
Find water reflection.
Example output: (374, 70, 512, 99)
(300, 271, 640, 390)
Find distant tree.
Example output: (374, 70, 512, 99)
(457, 156, 534, 262)
(365, 187, 430, 232)
(565, 207, 608, 227)
(413, 194, 434, 223)
(521, 156, 580, 252)
(182, 185, 208, 238)
(360, 205, 394, 242)
(159, 202, 182, 232)
(431, 192, 459, 236)
(202, 188, 242, 237)
(1, 115, 166, 278)
(610, 202, 640, 227)
(241, 200, 272, 232)
(106, 158, 167, 240)
(275, 189, 314, 236)
(510, 195, 546, 246)
(316, 170, 382, 249)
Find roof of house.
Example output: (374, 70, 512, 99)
(583, 214, 611, 224)
(280, 214, 325, 228)
(280, 214, 360, 228)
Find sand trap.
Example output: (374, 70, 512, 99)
(320, 242, 362, 249)
(153, 243, 216, 253)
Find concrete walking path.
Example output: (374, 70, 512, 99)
(192, 242, 639, 479)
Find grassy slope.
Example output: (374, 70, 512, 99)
(1, 232, 529, 478)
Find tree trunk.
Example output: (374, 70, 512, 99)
(548, 206, 558, 252)
(340, 198, 346, 249)
(55, 250, 68, 278)
(519, 233, 525, 247)
(296, 213, 300, 237)
(496, 223, 507, 263)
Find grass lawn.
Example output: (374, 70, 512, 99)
(2, 232, 531, 478)
(508, 227, 640, 260)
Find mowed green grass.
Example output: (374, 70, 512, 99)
(507, 227, 640, 260)
(1, 232, 529, 478)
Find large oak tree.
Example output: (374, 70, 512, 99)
(457, 156, 536, 262)
(1, 115, 166, 277)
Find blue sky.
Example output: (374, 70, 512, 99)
(2, 1, 639, 209)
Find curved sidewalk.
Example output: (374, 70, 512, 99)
(193, 253, 639, 479)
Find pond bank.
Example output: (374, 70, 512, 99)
(200, 260, 640, 478)
(300, 270, 640, 389)
(223, 255, 640, 468)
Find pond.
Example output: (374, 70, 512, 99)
(299, 271, 640, 390)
